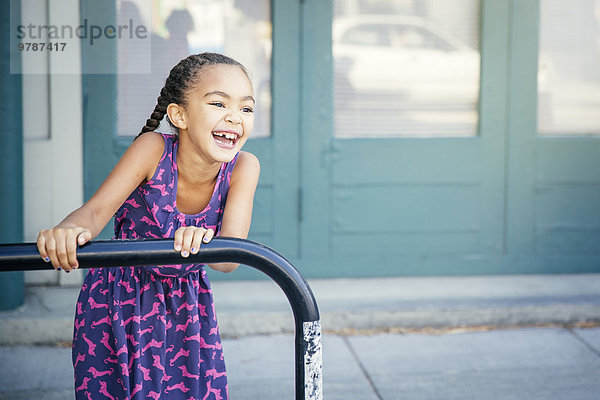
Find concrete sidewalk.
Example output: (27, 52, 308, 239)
(1, 274, 600, 399)
(1, 327, 600, 399)
(1, 274, 600, 344)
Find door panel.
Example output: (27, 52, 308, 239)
(330, 139, 504, 260)
(299, 0, 509, 276)
(533, 0, 600, 258)
(507, 0, 600, 271)
(240, 140, 274, 241)
(331, 140, 482, 184)
(536, 140, 600, 251)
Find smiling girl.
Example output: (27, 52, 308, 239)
(36, 53, 260, 400)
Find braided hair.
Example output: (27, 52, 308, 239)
(137, 52, 248, 138)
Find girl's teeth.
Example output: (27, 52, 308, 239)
(213, 132, 238, 148)
(214, 132, 238, 140)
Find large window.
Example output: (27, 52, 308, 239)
(538, 0, 600, 135)
(333, 0, 481, 138)
(116, 0, 272, 138)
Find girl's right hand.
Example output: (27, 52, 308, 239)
(36, 227, 93, 272)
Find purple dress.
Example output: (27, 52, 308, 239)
(73, 133, 236, 400)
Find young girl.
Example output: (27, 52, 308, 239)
(36, 53, 260, 400)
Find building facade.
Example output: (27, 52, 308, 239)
(4, 0, 600, 288)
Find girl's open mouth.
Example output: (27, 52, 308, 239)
(212, 131, 240, 149)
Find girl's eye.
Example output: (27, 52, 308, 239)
(242, 107, 254, 113)
(209, 102, 225, 108)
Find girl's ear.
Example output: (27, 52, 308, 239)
(166, 103, 187, 130)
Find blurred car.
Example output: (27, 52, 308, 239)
(333, 15, 480, 106)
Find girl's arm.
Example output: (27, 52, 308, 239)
(210, 151, 260, 272)
(37, 132, 165, 271)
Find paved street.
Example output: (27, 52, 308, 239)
(1, 327, 600, 400)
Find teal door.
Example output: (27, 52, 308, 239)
(296, 1, 508, 277)
(506, 0, 600, 272)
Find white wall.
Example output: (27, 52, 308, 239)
(22, 0, 84, 286)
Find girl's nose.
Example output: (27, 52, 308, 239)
(225, 111, 242, 124)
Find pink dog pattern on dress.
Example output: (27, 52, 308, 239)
(73, 134, 236, 399)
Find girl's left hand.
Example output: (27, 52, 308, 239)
(173, 226, 215, 258)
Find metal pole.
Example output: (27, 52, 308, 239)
(0, 238, 323, 400)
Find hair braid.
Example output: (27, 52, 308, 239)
(138, 94, 169, 137)
(136, 52, 249, 139)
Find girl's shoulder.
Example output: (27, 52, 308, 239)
(132, 131, 166, 157)
(230, 151, 260, 185)
(132, 131, 167, 149)
(235, 151, 260, 169)
(134, 131, 169, 150)
(129, 131, 168, 182)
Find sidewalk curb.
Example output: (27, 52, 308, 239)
(2, 305, 600, 345)
(2, 275, 600, 345)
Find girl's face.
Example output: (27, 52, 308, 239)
(181, 64, 255, 163)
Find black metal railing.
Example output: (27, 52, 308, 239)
(0, 238, 323, 400)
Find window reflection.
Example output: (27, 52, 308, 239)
(333, 0, 481, 138)
(538, 0, 600, 135)
(117, 0, 272, 138)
